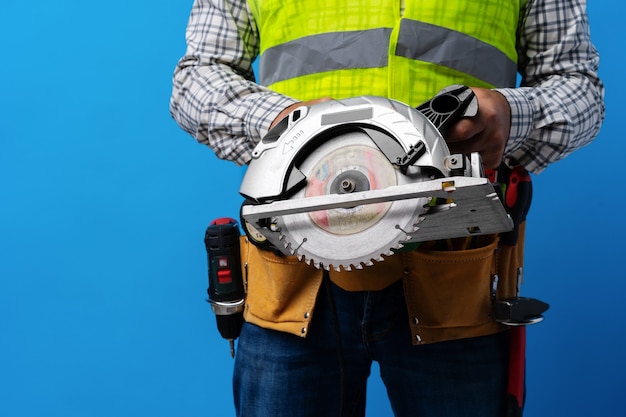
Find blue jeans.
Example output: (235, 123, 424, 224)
(233, 277, 510, 417)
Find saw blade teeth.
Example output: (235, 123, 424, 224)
(333, 264, 343, 272)
(305, 257, 320, 269)
(364, 260, 374, 267)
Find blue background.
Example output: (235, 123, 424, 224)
(1, 1, 623, 416)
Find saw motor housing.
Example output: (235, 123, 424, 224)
(240, 86, 513, 271)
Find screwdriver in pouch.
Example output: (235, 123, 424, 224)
(204, 218, 246, 358)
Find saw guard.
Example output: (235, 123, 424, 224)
(239, 96, 451, 202)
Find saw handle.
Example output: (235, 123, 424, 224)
(415, 85, 478, 136)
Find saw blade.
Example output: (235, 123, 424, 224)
(277, 130, 428, 271)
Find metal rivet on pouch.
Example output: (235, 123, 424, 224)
(412, 317, 419, 325)
(415, 334, 422, 343)
(304, 312, 310, 319)
(301, 327, 307, 334)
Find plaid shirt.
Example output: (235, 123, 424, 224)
(170, 0, 604, 173)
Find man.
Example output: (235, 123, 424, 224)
(170, 1, 604, 416)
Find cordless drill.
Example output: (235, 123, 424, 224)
(204, 218, 246, 357)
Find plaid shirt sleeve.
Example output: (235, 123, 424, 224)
(169, 0, 297, 166)
(497, 0, 605, 174)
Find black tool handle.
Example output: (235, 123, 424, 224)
(416, 84, 478, 136)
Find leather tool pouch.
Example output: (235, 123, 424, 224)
(402, 235, 500, 344)
(239, 237, 324, 337)
(401, 225, 526, 345)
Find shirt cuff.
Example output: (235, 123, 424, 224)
(248, 92, 299, 140)
(495, 87, 535, 158)
(237, 91, 298, 165)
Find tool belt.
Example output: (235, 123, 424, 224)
(239, 223, 524, 344)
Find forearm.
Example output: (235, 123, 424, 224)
(497, 0, 605, 174)
(170, 61, 295, 165)
(169, 0, 297, 165)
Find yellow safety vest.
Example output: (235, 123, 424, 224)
(248, 0, 524, 106)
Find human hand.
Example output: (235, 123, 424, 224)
(444, 87, 511, 169)
(270, 97, 333, 129)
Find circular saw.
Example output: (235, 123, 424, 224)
(239, 85, 513, 271)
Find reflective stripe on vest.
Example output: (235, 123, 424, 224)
(261, 22, 516, 89)
(261, 28, 392, 86)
